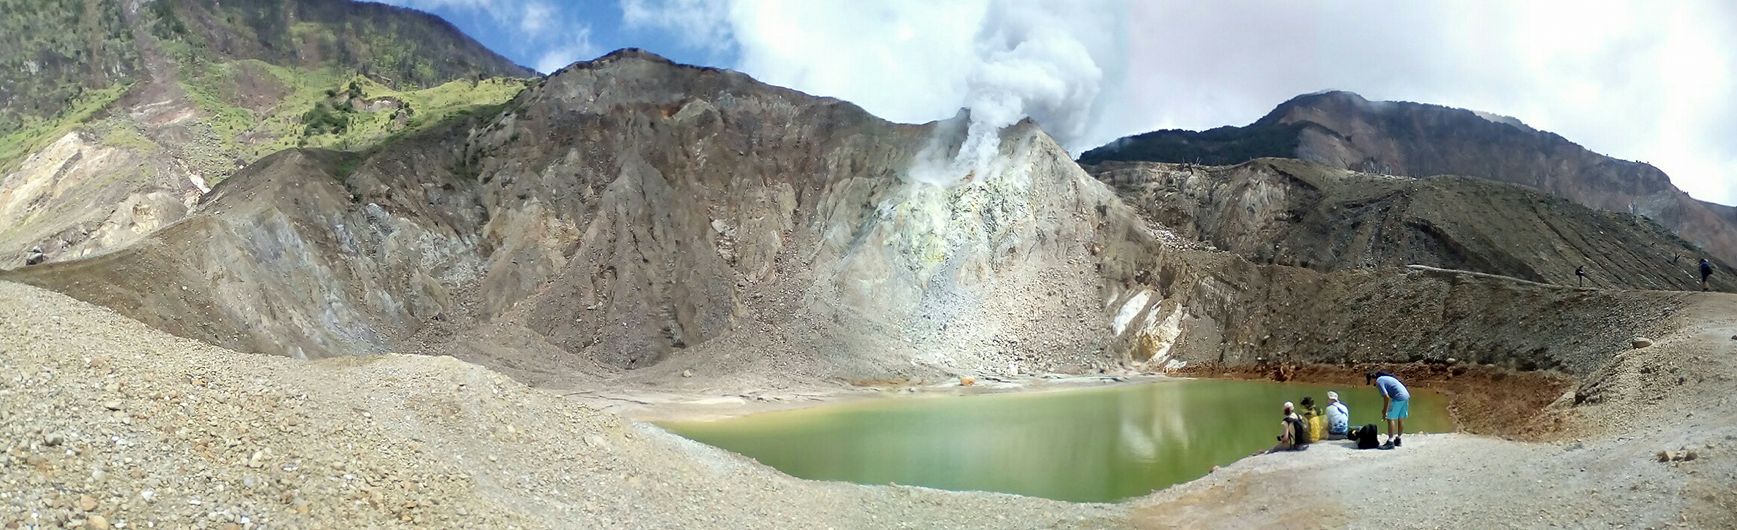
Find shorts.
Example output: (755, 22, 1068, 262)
(1386, 399, 1410, 420)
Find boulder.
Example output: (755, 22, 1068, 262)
(1631, 337, 1653, 348)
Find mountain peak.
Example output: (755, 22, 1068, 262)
(1258, 90, 1391, 125)
(1081, 91, 1737, 264)
(544, 48, 719, 79)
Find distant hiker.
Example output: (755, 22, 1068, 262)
(23, 246, 45, 266)
(1263, 402, 1308, 454)
(1325, 391, 1350, 440)
(1701, 259, 1714, 291)
(1367, 370, 1410, 449)
(1575, 265, 1586, 287)
(1297, 396, 1325, 443)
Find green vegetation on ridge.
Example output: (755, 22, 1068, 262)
(173, 57, 527, 160)
(0, 84, 131, 172)
(1, 0, 534, 181)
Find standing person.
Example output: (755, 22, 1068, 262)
(1367, 370, 1410, 449)
(1325, 391, 1351, 440)
(1701, 258, 1714, 291)
(1576, 265, 1587, 287)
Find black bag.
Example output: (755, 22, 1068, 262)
(1284, 416, 1310, 448)
(1354, 424, 1380, 449)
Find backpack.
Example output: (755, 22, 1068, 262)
(1284, 416, 1310, 448)
(1354, 424, 1380, 449)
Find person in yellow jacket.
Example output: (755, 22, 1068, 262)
(1297, 396, 1326, 443)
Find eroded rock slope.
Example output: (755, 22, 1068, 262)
(1089, 157, 1733, 291)
(0, 52, 1690, 390)
(1080, 91, 1737, 266)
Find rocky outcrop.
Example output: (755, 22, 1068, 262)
(0, 132, 203, 267)
(1088, 158, 1733, 292)
(1079, 91, 1737, 266)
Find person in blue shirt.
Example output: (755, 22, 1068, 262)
(1367, 370, 1410, 449)
(1324, 391, 1350, 439)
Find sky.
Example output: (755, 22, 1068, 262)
(374, 0, 1737, 206)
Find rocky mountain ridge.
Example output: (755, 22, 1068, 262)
(1088, 157, 1732, 291)
(1079, 91, 1737, 266)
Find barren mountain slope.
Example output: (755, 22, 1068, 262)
(0, 52, 1692, 396)
(1, 50, 1141, 384)
(1089, 158, 1734, 291)
(0, 0, 531, 266)
(1079, 91, 1737, 266)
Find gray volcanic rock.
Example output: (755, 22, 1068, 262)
(1080, 91, 1737, 266)
(0, 51, 1135, 382)
(0, 52, 1691, 391)
(1088, 157, 1734, 291)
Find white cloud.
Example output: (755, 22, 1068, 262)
(620, 0, 735, 53)
(519, 1, 555, 35)
(621, 0, 1737, 205)
(533, 26, 600, 74)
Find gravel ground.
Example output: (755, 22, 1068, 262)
(4, 280, 1732, 529)
(1133, 431, 1729, 529)
(1133, 293, 1737, 529)
(0, 281, 1120, 529)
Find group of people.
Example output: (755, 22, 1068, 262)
(1266, 370, 1410, 453)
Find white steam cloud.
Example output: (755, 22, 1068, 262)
(624, 0, 1127, 183)
(952, 2, 1106, 175)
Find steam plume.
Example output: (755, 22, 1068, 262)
(625, 0, 1127, 183)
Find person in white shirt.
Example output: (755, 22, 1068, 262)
(1324, 391, 1350, 440)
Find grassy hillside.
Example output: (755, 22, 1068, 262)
(0, 0, 533, 180)
(0, 83, 131, 170)
(150, 0, 532, 88)
(163, 55, 527, 181)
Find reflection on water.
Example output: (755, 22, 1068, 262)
(661, 379, 1453, 502)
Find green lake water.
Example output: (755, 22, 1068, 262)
(660, 378, 1453, 502)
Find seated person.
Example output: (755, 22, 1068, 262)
(1263, 401, 1308, 454)
(1325, 391, 1350, 439)
(1298, 396, 1325, 443)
